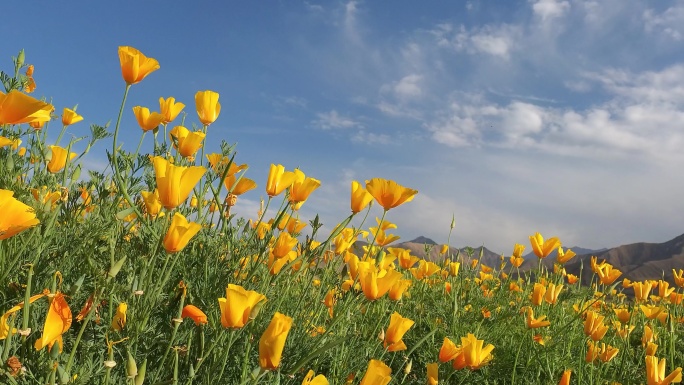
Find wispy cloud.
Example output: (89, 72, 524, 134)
(312, 110, 362, 130)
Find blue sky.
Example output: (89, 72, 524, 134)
(5, 0, 684, 254)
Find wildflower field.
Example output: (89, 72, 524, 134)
(1, 47, 683, 385)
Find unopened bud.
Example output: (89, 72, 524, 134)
(126, 351, 138, 378)
(404, 359, 412, 375)
(134, 359, 147, 385)
(108, 256, 127, 279)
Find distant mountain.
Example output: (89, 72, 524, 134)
(523, 246, 608, 259)
(350, 233, 684, 285)
(395, 238, 502, 267)
(408, 236, 437, 245)
(519, 233, 684, 286)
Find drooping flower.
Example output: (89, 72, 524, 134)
(181, 305, 208, 326)
(365, 178, 418, 211)
(163, 212, 202, 253)
(351, 180, 374, 214)
(133, 106, 164, 132)
(61, 108, 83, 126)
(1, 293, 46, 340)
(169, 125, 206, 158)
(529, 233, 561, 259)
(0, 189, 40, 240)
(0, 90, 53, 125)
(47, 145, 77, 173)
(218, 284, 266, 328)
(34, 292, 71, 352)
(360, 359, 392, 385)
(111, 302, 127, 332)
(151, 156, 206, 209)
(266, 164, 296, 197)
(259, 312, 293, 370)
(195, 90, 221, 126)
(159, 97, 185, 124)
(118, 46, 159, 85)
(288, 169, 321, 210)
(645, 355, 682, 385)
(383, 312, 414, 352)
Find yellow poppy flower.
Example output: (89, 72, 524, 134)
(224, 174, 257, 196)
(163, 212, 202, 253)
(452, 333, 495, 370)
(358, 264, 403, 300)
(169, 125, 206, 158)
(0, 90, 53, 125)
(673, 269, 684, 288)
(151, 156, 206, 209)
(118, 46, 159, 85)
(529, 232, 561, 259)
(596, 263, 622, 285)
(556, 246, 576, 264)
(559, 370, 571, 385)
(265, 164, 296, 197)
(140, 189, 163, 218)
(351, 180, 373, 213)
(427, 363, 438, 385)
(583, 311, 608, 341)
(133, 106, 164, 132)
(181, 305, 207, 326)
(525, 308, 551, 329)
(645, 355, 682, 385)
(302, 370, 329, 385)
(47, 145, 77, 173)
(111, 303, 127, 332)
(0, 189, 40, 240)
(288, 169, 320, 210)
(195, 90, 221, 126)
(34, 292, 71, 352)
(159, 97, 185, 124)
(259, 312, 293, 370)
(365, 178, 418, 211)
(218, 284, 267, 328)
(383, 312, 414, 352)
(360, 359, 392, 385)
(61, 108, 83, 126)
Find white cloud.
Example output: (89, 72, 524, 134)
(381, 74, 423, 100)
(312, 110, 362, 129)
(644, 4, 684, 40)
(430, 23, 521, 59)
(425, 64, 684, 161)
(351, 130, 391, 145)
(531, 0, 570, 22)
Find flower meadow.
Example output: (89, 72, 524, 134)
(1, 47, 683, 385)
